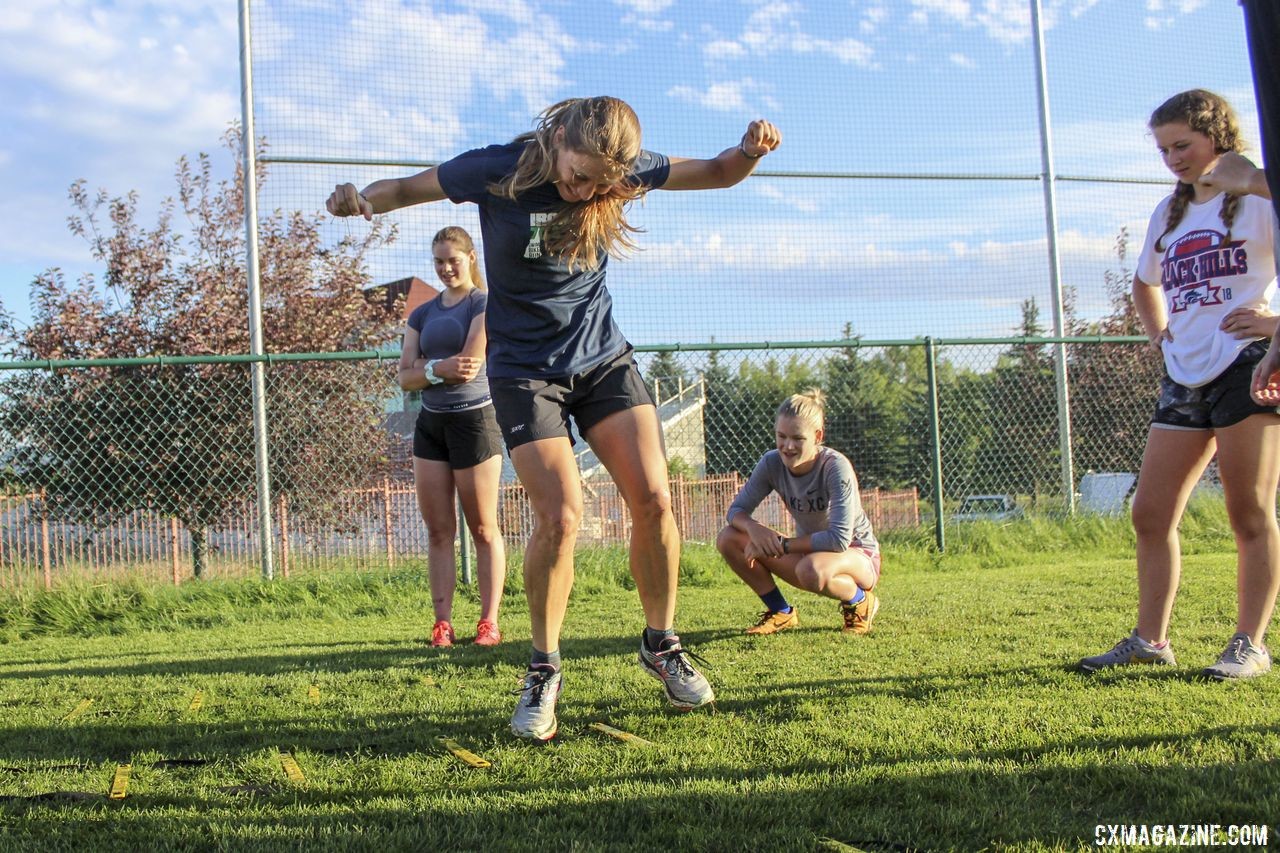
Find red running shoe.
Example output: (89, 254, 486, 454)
(474, 619, 502, 646)
(431, 620, 455, 648)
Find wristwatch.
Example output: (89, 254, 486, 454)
(423, 359, 443, 385)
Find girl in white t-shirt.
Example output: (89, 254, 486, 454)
(1081, 90, 1280, 680)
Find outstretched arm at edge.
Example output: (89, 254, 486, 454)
(327, 168, 447, 220)
(662, 119, 782, 191)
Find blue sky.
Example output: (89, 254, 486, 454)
(0, 0, 1262, 347)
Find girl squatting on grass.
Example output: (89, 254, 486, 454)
(329, 97, 781, 741)
(398, 226, 507, 649)
(717, 389, 881, 637)
(1080, 90, 1280, 680)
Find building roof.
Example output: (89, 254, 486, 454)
(366, 276, 442, 320)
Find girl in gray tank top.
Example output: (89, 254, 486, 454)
(397, 226, 506, 650)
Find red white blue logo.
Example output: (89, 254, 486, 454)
(1161, 228, 1246, 313)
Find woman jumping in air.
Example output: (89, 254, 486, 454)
(330, 96, 780, 739)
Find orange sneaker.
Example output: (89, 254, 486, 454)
(746, 608, 799, 635)
(840, 590, 879, 636)
(475, 619, 502, 647)
(431, 620, 455, 648)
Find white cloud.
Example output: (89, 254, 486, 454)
(301, 0, 574, 154)
(910, 0, 972, 24)
(705, 39, 747, 60)
(1068, 0, 1102, 17)
(1146, 0, 1207, 13)
(974, 0, 1032, 44)
(949, 52, 976, 69)
(904, 0, 1147, 44)
(458, 0, 536, 24)
(791, 34, 875, 67)
(859, 5, 889, 34)
(1141, 1, 1205, 32)
(753, 183, 819, 213)
(612, 0, 675, 14)
(701, 1, 876, 69)
(0, 1, 237, 142)
(613, 0, 674, 33)
(668, 80, 758, 112)
(907, 0, 1061, 44)
(626, 16, 675, 32)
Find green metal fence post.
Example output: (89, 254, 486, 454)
(925, 337, 946, 552)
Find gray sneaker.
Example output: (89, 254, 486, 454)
(510, 664, 561, 742)
(1203, 632, 1272, 680)
(638, 635, 714, 710)
(1079, 630, 1176, 672)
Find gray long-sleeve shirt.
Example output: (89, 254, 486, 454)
(726, 447, 877, 553)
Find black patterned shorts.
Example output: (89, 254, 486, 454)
(1151, 340, 1280, 430)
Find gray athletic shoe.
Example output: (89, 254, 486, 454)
(510, 664, 561, 742)
(1079, 630, 1176, 672)
(638, 635, 714, 710)
(1203, 632, 1272, 680)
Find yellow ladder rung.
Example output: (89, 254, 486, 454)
(437, 737, 491, 768)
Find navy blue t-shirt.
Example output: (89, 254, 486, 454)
(435, 143, 671, 378)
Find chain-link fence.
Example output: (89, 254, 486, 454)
(0, 338, 1162, 587)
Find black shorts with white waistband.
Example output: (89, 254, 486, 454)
(488, 345, 655, 452)
(413, 404, 504, 469)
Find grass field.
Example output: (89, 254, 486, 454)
(0, 504, 1277, 851)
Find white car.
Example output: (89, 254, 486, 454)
(951, 494, 1024, 522)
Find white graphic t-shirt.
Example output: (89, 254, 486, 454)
(1137, 192, 1277, 387)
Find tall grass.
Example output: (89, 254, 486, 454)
(0, 498, 1238, 642)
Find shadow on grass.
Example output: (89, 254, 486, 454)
(0, 750, 1276, 852)
(0, 625, 750, 683)
(2, 620, 1276, 852)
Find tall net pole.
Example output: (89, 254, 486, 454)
(238, 0, 276, 579)
(1031, 0, 1076, 513)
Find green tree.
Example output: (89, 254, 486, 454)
(823, 325, 935, 492)
(645, 349, 691, 402)
(703, 351, 820, 476)
(1066, 227, 1159, 476)
(973, 299, 1060, 498)
(1, 130, 403, 578)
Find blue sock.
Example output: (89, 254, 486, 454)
(531, 646, 561, 670)
(843, 587, 866, 607)
(644, 626, 675, 652)
(760, 587, 792, 614)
